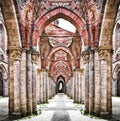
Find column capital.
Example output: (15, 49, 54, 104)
(98, 47, 113, 61)
(80, 68, 84, 73)
(8, 46, 22, 61)
(31, 50, 39, 64)
(82, 50, 90, 64)
(36, 69, 41, 74)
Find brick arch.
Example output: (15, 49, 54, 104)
(113, 19, 120, 51)
(113, 63, 120, 76)
(0, 0, 21, 47)
(46, 47, 75, 69)
(0, 64, 8, 96)
(0, 64, 8, 79)
(99, 0, 120, 48)
(50, 61, 72, 81)
(0, 20, 8, 52)
(33, 7, 88, 46)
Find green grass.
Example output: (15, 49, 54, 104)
(74, 103, 101, 119)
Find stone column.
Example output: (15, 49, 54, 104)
(8, 47, 22, 117)
(77, 70, 81, 103)
(46, 73, 49, 99)
(26, 50, 32, 115)
(43, 70, 47, 103)
(40, 71, 44, 103)
(36, 69, 41, 104)
(80, 69, 84, 103)
(71, 76, 74, 99)
(94, 49, 101, 116)
(99, 48, 112, 117)
(31, 51, 39, 113)
(82, 51, 89, 113)
(49, 77, 52, 99)
(73, 72, 77, 102)
(89, 50, 94, 114)
(20, 49, 27, 116)
(69, 78, 73, 99)
(46, 73, 49, 102)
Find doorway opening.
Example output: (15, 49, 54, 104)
(57, 76, 65, 93)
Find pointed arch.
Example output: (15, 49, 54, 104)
(33, 7, 88, 47)
(46, 46, 75, 69)
(99, 0, 120, 48)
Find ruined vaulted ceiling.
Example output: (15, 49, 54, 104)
(20, 0, 99, 48)
(19, 0, 100, 81)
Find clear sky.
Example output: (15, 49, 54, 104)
(57, 18, 76, 33)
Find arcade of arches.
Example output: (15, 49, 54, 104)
(0, 0, 120, 120)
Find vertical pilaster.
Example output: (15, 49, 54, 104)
(99, 48, 112, 117)
(70, 78, 73, 99)
(80, 69, 84, 103)
(89, 50, 94, 114)
(40, 71, 44, 103)
(49, 77, 52, 99)
(72, 76, 74, 99)
(76, 70, 79, 103)
(82, 51, 89, 113)
(36, 69, 41, 103)
(31, 51, 39, 113)
(73, 72, 77, 102)
(46, 73, 49, 102)
(8, 47, 22, 117)
(20, 49, 27, 116)
(43, 70, 46, 103)
(78, 70, 81, 103)
(94, 49, 101, 116)
(26, 50, 32, 115)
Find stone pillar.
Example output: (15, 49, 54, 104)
(40, 71, 44, 103)
(31, 51, 39, 113)
(8, 47, 22, 117)
(89, 50, 94, 114)
(3, 78, 8, 97)
(26, 50, 32, 115)
(99, 48, 112, 117)
(82, 51, 89, 113)
(78, 70, 81, 103)
(73, 72, 77, 102)
(46, 73, 49, 102)
(71, 76, 74, 99)
(49, 77, 52, 99)
(69, 78, 73, 99)
(36, 69, 41, 104)
(94, 49, 101, 116)
(43, 70, 47, 103)
(80, 69, 84, 103)
(77, 69, 82, 103)
(20, 49, 27, 116)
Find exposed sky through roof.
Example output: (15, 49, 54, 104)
(58, 18, 76, 33)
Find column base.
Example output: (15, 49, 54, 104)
(94, 112, 100, 117)
(83, 109, 89, 114)
(100, 112, 112, 119)
(33, 110, 38, 114)
(10, 112, 21, 119)
(36, 108, 42, 115)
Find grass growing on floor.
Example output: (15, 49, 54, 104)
(85, 114, 101, 119)
(74, 103, 101, 119)
(37, 103, 48, 110)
